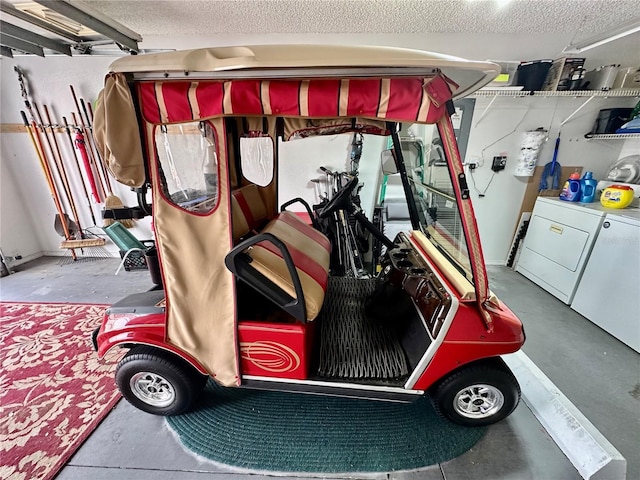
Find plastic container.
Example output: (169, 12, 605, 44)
(145, 247, 163, 286)
(580, 171, 597, 203)
(600, 185, 635, 209)
(104, 222, 146, 251)
(515, 60, 553, 91)
(119, 249, 147, 271)
(582, 65, 620, 91)
(487, 60, 520, 87)
(589, 108, 633, 135)
(559, 172, 582, 202)
(612, 66, 640, 89)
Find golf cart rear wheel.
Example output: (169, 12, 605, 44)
(431, 358, 520, 427)
(116, 346, 207, 416)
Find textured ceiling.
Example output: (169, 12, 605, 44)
(82, 0, 640, 38)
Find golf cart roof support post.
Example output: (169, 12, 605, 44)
(436, 113, 493, 332)
(388, 122, 421, 231)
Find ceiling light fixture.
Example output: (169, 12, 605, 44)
(563, 18, 640, 53)
(465, 0, 513, 3)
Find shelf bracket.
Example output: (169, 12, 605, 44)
(560, 96, 597, 127)
(474, 94, 499, 127)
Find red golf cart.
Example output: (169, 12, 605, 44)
(92, 45, 525, 426)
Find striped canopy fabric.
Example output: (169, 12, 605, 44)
(137, 74, 457, 126)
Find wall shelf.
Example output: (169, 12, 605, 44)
(584, 133, 640, 140)
(471, 88, 640, 128)
(474, 89, 640, 98)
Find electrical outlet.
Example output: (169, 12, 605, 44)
(491, 155, 507, 172)
(466, 155, 480, 170)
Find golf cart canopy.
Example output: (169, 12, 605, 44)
(96, 45, 499, 188)
(109, 44, 499, 100)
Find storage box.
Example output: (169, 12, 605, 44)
(542, 57, 586, 91)
(589, 108, 633, 135)
(515, 60, 553, 91)
(612, 66, 640, 89)
(583, 65, 620, 91)
(104, 222, 146, 251)
(119, 249, 148, 271)
(487, 60, 520, 87)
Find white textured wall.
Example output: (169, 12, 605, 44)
(464, 95, 637, 264)
(0, 56, 152, 262)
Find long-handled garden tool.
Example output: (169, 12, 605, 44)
(62, 115, 98, 227)
(16, 66, 105, 260)
(21, 111, 77, 261)
(42, 105, 110, 261)
(15, 66, 79, 260)
(72, 111, 105, 201)
(39, 103, 83, 236)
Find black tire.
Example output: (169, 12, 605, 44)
(430, 357, 521, 427)
(115, 345, 207, 416)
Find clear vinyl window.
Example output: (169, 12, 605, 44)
(155, 121, 219, 214)
(401, 123, 473, 283)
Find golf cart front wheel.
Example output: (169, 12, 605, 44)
(431, 358, 520, 427)
(116, 346, 207, 416)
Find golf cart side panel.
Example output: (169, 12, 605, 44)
(238, 321, 315, 379)
(143, 116, 241, 386)
(413, 302, 525, 391)
(95, 313, 209, 375)
(96, 312, 165, 357)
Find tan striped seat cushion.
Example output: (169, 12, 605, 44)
(248, 212, 330, 321)
(231, 184, 269, 241)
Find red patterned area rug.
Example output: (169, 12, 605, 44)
(0, 303, 123, 480)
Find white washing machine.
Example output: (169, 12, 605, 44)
(571, 210, 640, 352)
(515, 197, 607, 304)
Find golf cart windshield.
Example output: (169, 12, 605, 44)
(401, 126, 473, 283)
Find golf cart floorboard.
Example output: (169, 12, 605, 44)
(316, 276, 409, 382)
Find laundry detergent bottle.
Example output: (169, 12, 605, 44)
(580, 171, 597, 203)
(559, 172, 582, 202)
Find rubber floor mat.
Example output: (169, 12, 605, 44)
(317, 276, 408, 380)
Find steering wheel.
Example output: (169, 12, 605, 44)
(318, 177, 359, 218)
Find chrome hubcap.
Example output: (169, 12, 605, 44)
(130, 371, 175, 407)
(454, 384, 504, 419)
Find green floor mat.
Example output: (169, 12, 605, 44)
(166, 381, 485, 473)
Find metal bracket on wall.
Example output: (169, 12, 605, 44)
(474, 95, 499, 127)
(560, 96, 597, 127)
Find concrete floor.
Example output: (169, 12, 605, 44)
(1, 256, 637, 479)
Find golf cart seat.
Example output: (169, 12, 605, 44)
(230, 184, 270, 240)
(227, 185, 331, 322)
